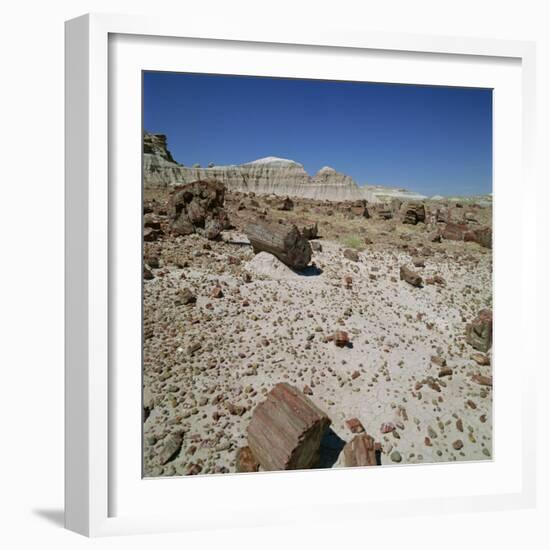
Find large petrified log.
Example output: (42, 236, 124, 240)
(247, 383, 331, 471)
(343, 434, 381, 467)
(442, 222, 492, 249)
(168, 180, 230, 240)
(402, 202, 426, 225)
(466, 309, 493, 352)
(245, 220, 312, 270)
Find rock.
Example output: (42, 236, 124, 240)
(431, 355, 446, 367)
(471, 374, 493, 387)
(452, 440, 464, 451)
(400, 265, 423, 287)
(245, 220, 312, 270)
(236, 446, 260, 473)
(175, 288, 196, 305)
(412, 257, 425, 268)
(438, 367, 453, 377)
(303, 385, 313, 395)
(466, 309, 493, 352)
(343, 434, 380, 467)
(343, 249, 359, 262)
(277, 196, 294, 211)
(247, 383, 331, 471)
(159, 432, 183, 465)
(471, 353, 490, 366)
(143, 226, 163, 242)
(380, 422, 396, 434)
(168, 180, 230, 240)
(143, 265, 154, 280)
(210, 286, 223, 298)
(345, 418, 365, 434)
(334, 331, 350, 348)
(390, 450, 402, 463)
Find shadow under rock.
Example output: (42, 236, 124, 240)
(33, 508, 65, 528)
(314, 427, 346, 469)
(295, 265, 323, 277)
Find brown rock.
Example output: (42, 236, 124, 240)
(345, 418, 365, 434)
(236, 446, 260, 473)
(159, 432, 183, 465)
(471, 353, 490, 366)
(210, 286, 224, 298)
(343, 434, 380, 467)
(175, 288, 196, 305)
(334, 331, 350, 348)
(400, 265, 423, 287)
(466, 309, 493, 352)
(452, 440, 464, 451)
(247, 383, 331, 471)
(472, 374, 493, 387)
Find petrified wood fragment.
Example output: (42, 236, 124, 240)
(343, 434, 381, 467)
(466, 309, 493, 352)
(245, 220, 312, 270)
(247, 383, 331, 471)
(400, 265, 423, 287)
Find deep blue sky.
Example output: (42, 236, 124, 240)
(143, 72, 492, 197)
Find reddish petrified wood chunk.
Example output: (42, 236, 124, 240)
(343, 434, 381, 467)
(247, 383, 331, 471)
(235, 446, 260, 473)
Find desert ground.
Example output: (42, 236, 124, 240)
(142, 187, 492, 477)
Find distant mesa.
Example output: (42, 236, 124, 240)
(143, 132, 427, 203)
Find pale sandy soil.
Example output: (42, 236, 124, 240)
(143, 218, 492, 477)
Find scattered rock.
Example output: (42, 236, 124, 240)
(345, 418, 365, 434)
(400, 265, 423, 287)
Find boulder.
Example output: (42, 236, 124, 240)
(168, 180, 230, 240)
(247, 383, 331, 471)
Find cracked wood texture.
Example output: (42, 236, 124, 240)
(245, 220, 312, 270)
(247, 383, 331, 471)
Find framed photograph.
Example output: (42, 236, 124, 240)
(65, 13, 536, 536)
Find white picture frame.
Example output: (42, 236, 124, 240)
(65, 12, 537, 537)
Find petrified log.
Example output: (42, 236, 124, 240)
(247, 383, 331, 471)
(402, 202, 426, 225)
(245, 220, 312, 270)
(343, 434, 381, 467)
(465, 226, 492, 249)
(466, 309, 493, 352)
(277, 196, 294, 211)
(168, 180, 230, 240)
(400, 265, 423, 287)
(441, 222, 469, 241)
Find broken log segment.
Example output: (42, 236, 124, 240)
(245, 220, 312, 270)
(247, 382, 331, 471)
